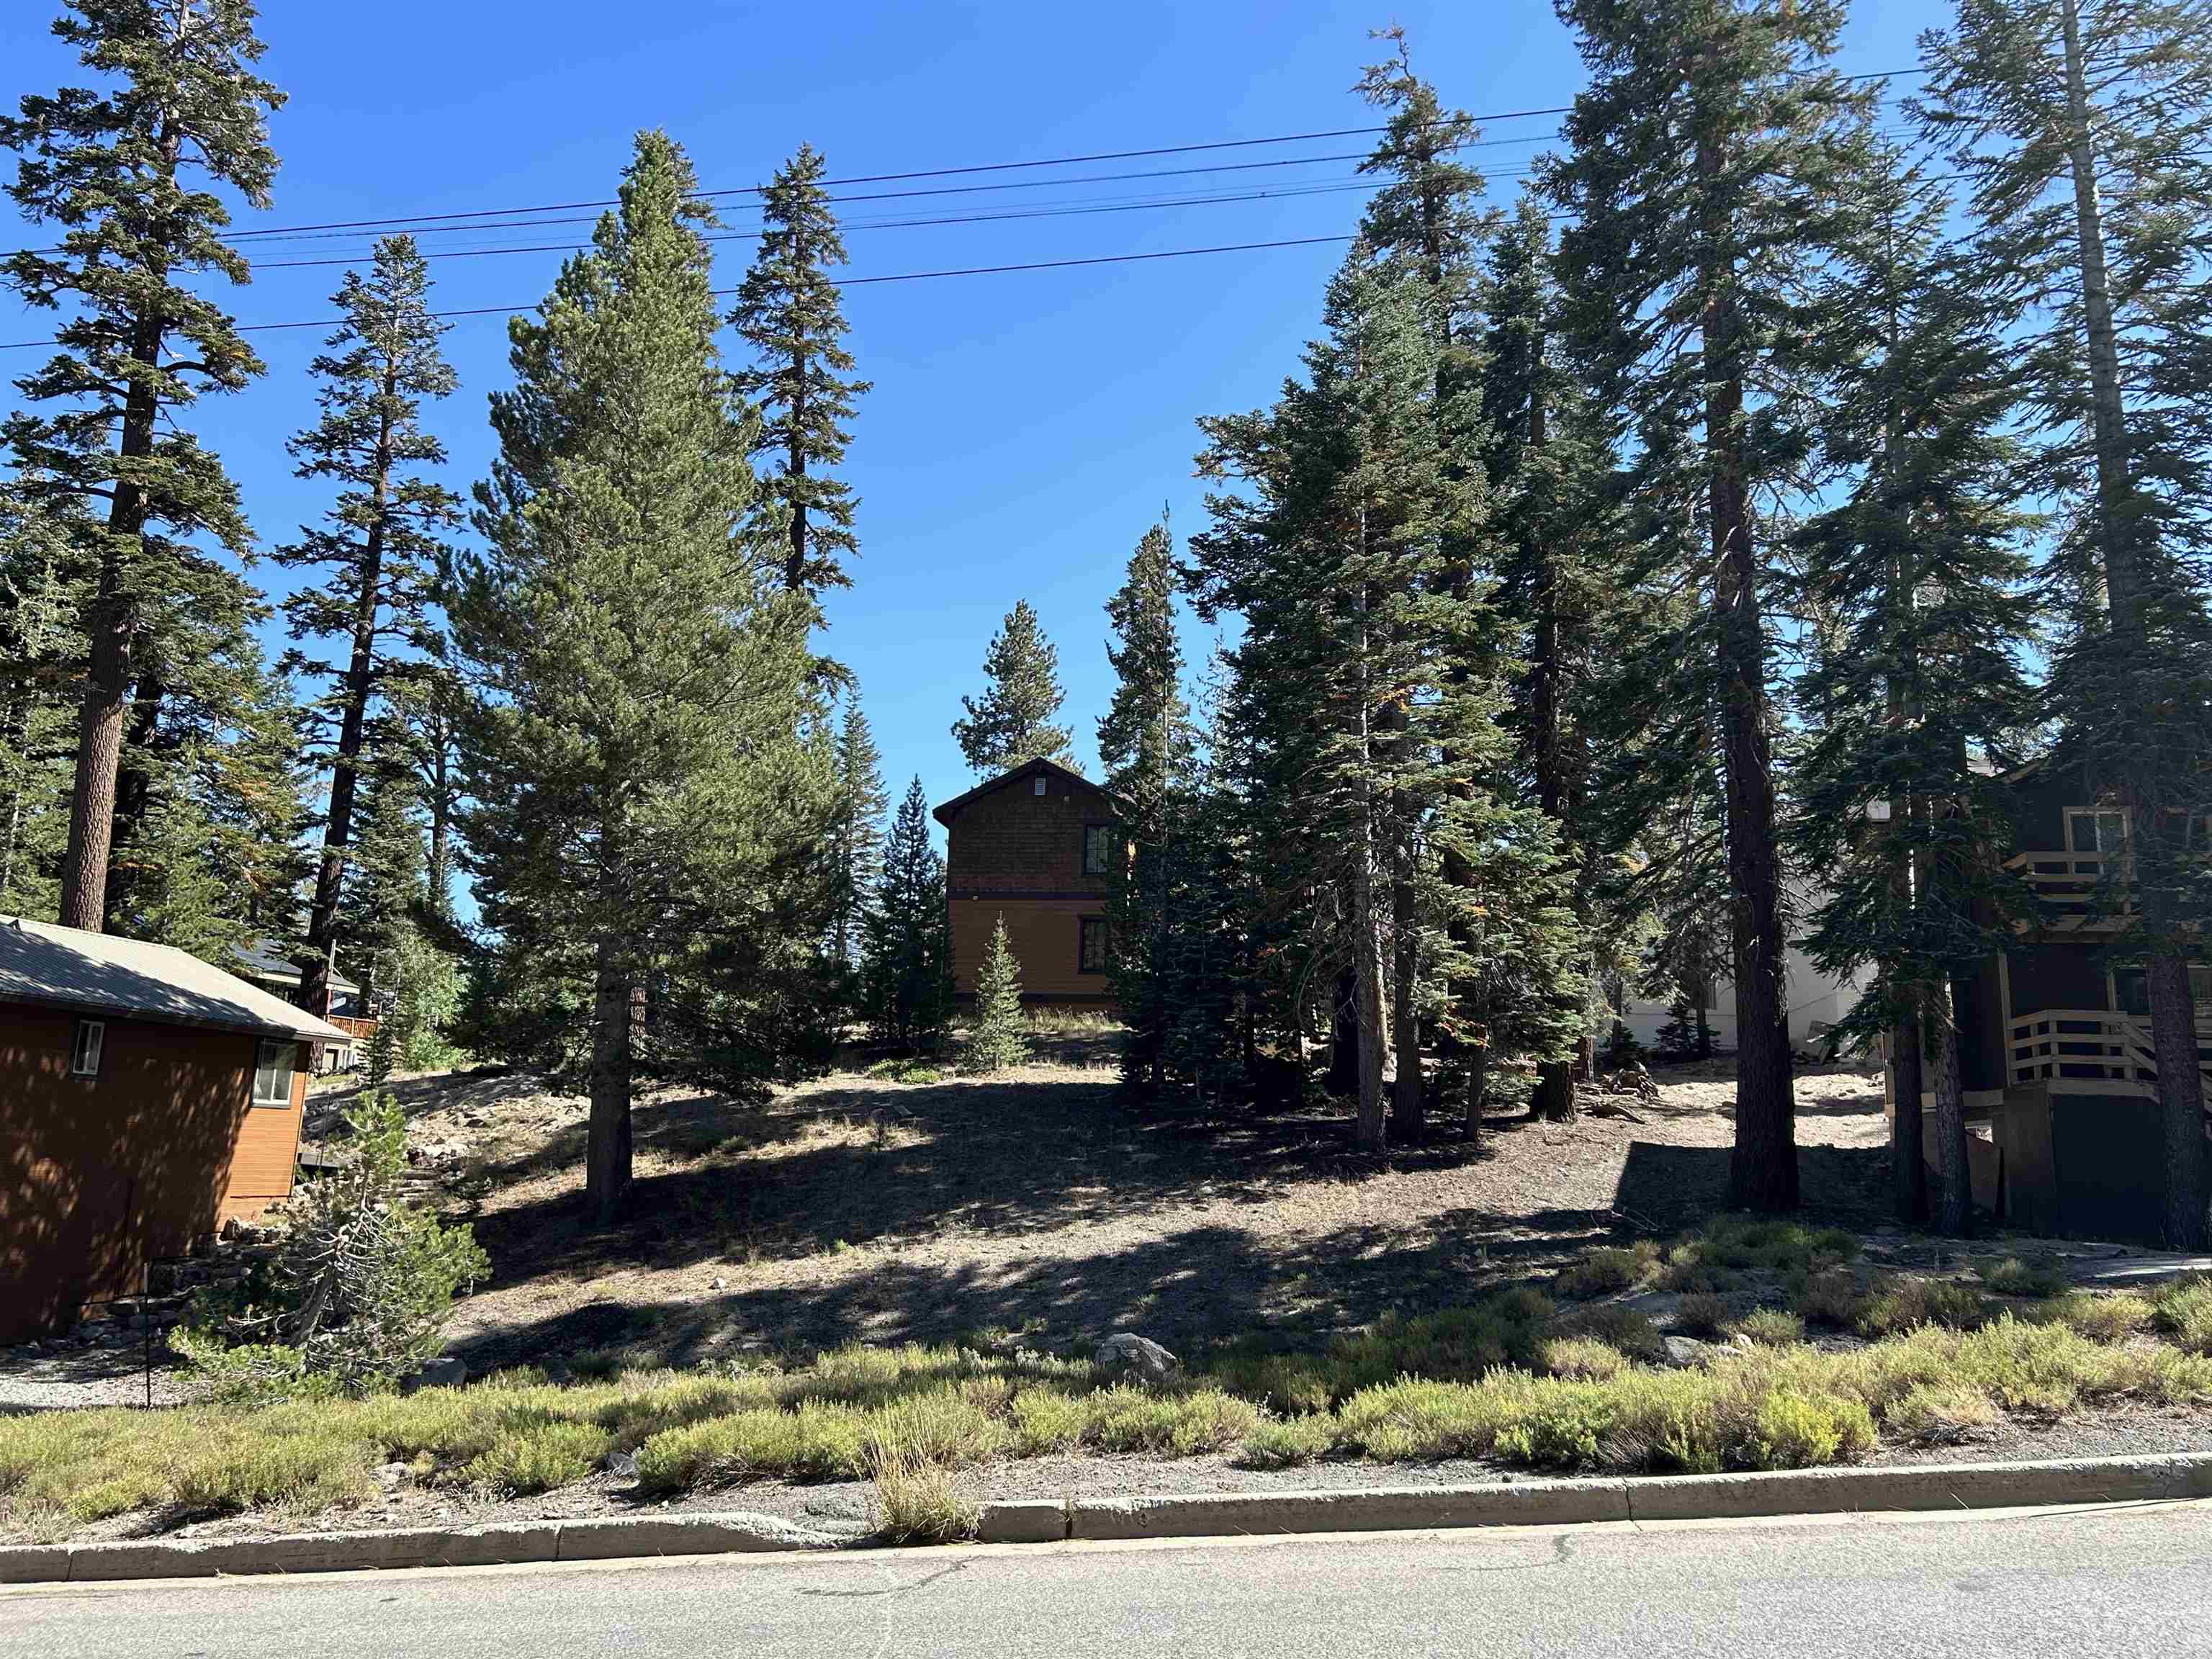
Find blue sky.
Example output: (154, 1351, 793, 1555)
(1, 0, 1928, 860)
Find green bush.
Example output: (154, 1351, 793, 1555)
(1975, 1254, 2069, 1298)
(1541, 1336, 1629, 1381)
(179, 1094, 489, 1395)
(2021, 1290, 2153, 1343)
(1790, 1267, 1864, 1328)
(1733, 1308, 1807, 1347)
(1552, 1245, 1658, 1300)
(1232, 1413, 1335, 1468)
(1856, 1277, 1989, 1339)
(1884, 1382, 1997, 1446)
(1552, 1303, 1667, 1364)
(464, 1421, 613, 1496)
(2152, 1275, 2212, 1354)
(1750, 1388, 1874, 1468)
(1674, 1292, 1732, 1339)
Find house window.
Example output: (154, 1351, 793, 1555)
(251, 1038, 297, 1108)
(1033, 775, 1048, 796)
(1082, 823, 1117, 876)
(1079, 917, 1110, 975)
(2065, 808, 2128, 855)
(70, 1019, 104, 1078)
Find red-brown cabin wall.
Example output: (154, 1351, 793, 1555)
(0, 1004, 305, 1342)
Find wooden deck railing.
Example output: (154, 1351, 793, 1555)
(2002, 849, 2129, 922)
(2007, 1006, 2212, 1100)
(328, 1014, 379, 1042)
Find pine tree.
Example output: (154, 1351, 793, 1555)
(1480, 194, 1635, 1123)
(1920, 0, 2212, 1248)
(1550, 0, 1880, 1210)
(1, 0, 284, 932)
(276, 234, 462, 1015)
(0, 487, 81, 917)
(1789, 142, 2041, 1233)
(827, 701, 887, 969)
(950, 599, 1076, 776)
(389, 667, 463, 927)
(449, 130, 830, 1224)
(966, 915, 1028, 1074)
(729, 143, 871, 603)
(863, 777, 953, 1053)
(1098, 515, 1195, 1090)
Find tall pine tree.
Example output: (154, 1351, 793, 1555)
(1550, 0, 1879, 1210)
(0, 487, 81, 917)
(1920, 0, 2212, 1248)
(275, 233, 462, 1015)
(827, 700, 887, 971)
(1, 0, 283, 932)
(1789, 142, 2041, 1233)
(729, 143, 870, 604)
(450, 131, 829, 1223)
(951, 598, 1076, 776)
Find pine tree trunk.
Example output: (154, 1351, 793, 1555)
(785, 352, 809, 593)
(1465, 1043, 1488, 1146)
(1930, 984, 1969, 1236)
(587, 925, 634, 1226)
(303, 403, 394, 1015)
(1696, 128, 1797, 1212)
(1351, 817, 1389, 1155)
(1389, 840, 1424, 1141)
(2147, 956, 2208, 1250)
(1890, 1006, 1926, 1226)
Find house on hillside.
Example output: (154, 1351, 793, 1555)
(234, 938, 375, 1073)
(1936, 759, 2211, 1242)
(0, 916, 343, 1342)
(934, 757, 1120, 1007)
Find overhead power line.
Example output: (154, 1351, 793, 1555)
(8, 69, 1925, 257)
(0, 234, 1363, 351)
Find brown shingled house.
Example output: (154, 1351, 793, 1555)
(0, 917, 344, 1342)
(934, 757, 1120, 1006)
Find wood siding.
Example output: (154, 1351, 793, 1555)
(940, 767, 1115, 1002)
(0, 1002, 305, 1341)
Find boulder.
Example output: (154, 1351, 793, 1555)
(1094, 1333, 1180, 1389)
(406, 1355, 469, 1393)
(1661, 1335, 1711, 1369)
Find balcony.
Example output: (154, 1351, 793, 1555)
(2007, 1007, 2212, 1101)
(2002, 849, 2131, 930)
(329, 1014, 379, 1043)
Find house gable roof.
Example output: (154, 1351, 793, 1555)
(932, 757, 1116, 827)
(0, 917, 348, 1042)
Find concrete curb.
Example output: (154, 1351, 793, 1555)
(5, 1454, 2208, 1583)
(0, 1511, 840, 1585)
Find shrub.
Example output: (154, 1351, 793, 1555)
(2021, 1290, 2152, 1343)
(1750, 1388, 1874, 1468)
(869, 1444, 977, 1544)
(863, 1385, 1007, 1467)
(1732, 1308, 1806, 1347)
(1791, 1268, 1863, 1328)
(1856, 1277, 1989, 1339)
(1232, 1413, 1335, 1468)
(2151, 1275, 2212, 1355)
(1552, 1303, 1667, 1364)
(1552, 1245, 1657, 1300)
(963, 917, 1029, 1074)
(1674, 1293, 1732, 1339)
(180, 1094, 489, 1395)
(1007, 1387, 1089, 1455)
(1885, 1382, 1998, 1447)
(1541, 1336, 1629, 1381)
(1975, 1254, 2069, 1299)
(464, 1421, 613, 1496)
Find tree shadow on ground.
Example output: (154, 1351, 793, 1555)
(1612, 1140, 1892, 1235)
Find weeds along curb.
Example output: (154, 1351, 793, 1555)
(4, 1454, 2209, 1584)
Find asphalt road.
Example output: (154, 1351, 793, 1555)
(7, 1503, 2210, 1658)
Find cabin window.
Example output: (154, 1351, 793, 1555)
(1079, 917, 1110, 975)
(1033, 775, 1048, 797)
(2065, 808, 2127, 855)
(1082, 823, 1117, 876)
(251, 1038, 297, 1108)
(2114, 968, 2151, 1018)
(70, 1019, 104, 1079)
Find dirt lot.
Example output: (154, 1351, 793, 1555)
(320, 1048, 1900, 1372)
